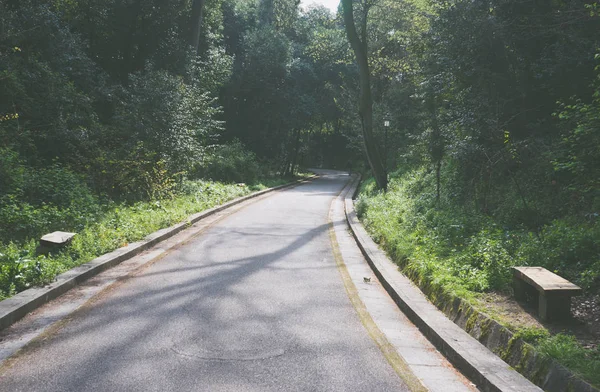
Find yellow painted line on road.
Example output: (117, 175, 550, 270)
(328, 177, 427, 392)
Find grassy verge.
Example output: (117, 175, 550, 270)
(356, 169, 600, 387)
(0, 176, 296, 301)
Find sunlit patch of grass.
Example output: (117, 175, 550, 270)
(0, 177, 295, 300)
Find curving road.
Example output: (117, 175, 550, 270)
(0, 171, 410, 391)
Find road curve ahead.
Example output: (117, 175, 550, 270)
(0, 171, 409, 392)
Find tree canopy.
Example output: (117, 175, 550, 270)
(1, 0, 599, 283)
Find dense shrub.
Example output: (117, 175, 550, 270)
(0, 148, 25, 196)
(0, 242, 60, 300)
(517, 219, 600, 290)
(195, 140, 263, 183)
(0, 179, 271, 300)
(359, 168, 600, 387)
(0, 152, 100, 242)
(358, 168, 600, 296)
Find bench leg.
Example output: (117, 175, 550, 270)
(513, 278, 528, 301)
(539, 293, 572, 322)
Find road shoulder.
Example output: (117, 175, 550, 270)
(329, 175, 477, 392)
(344, 176, 543, 392)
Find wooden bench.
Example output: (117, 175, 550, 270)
(513, 267, 582, 322)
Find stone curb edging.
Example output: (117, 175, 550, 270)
(447, 298, 598, 392)
(0, 175, 317, 331)
(343, 176, 542, 392)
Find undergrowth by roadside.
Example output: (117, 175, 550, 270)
(0, 177, 294, 301)
(356, 169, 600, 387)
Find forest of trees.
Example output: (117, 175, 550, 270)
(2, 0, 600, 384)
(1, 0, 599, 290)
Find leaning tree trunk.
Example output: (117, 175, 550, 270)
(341, 0, 387, 190)
(289, 129, 302, 175)
(190, 0, 205, 55)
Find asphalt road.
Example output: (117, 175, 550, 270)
(0, 171, 409, 392)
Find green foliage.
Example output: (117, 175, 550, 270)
(0, 148, 25, 196)
(196, 140, 262, 184)
(225, 25, 293, 158)
(359, 167, 600, 385)
(536, 334, 600, 386)
(92, 145, 181, 202)
(190, 46, 234, 95)
(0, 243, 61, 301)
(0, 0, 230, 200)
(358, 168, 600, 298)
(513, 327, 550, 345)
(450, 229, 515, 292)
(516, 219, 600, 290)
(0, 178, 286, 300)
(0, 153, 99, 242)
(221, 3, 362, 172)
(0, 0, 341, 301)
(553, 64, 600, 209)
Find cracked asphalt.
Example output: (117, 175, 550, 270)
(0, 171, 409, 392)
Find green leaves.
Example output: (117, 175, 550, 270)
(0, 178, 266, 300)
(0, 243, 58, 300)
(357, 167, 600, 297)
(552, 74, 600, 202)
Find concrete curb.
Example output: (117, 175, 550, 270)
(447, 297, 598, 392)
(0, 175, 317, 331)
(343, 177, 542, 392)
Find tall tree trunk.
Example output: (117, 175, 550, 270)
(122, 0, 142, 84)
(341, 0, 387, 190)
(436, 159, 441, 203)
(190, 0, 205, 55)
(290, 129, 301, 175)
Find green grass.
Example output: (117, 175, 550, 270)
(247, 171, 311, 191)
(356, 168, 600, 387)
(536, 334, 600, 385)
(0, 177, 294, 301)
